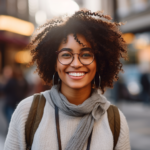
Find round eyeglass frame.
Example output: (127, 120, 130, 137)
(56, 50, 95, 65)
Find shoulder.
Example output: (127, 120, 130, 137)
(16, 95, 34, 110)
(106, 104, 130, 149)
(108, 105, 129, 137)
(107, 105, 128, 128)
(11, 90, 53, 124)
(4, 91, 53, 150)
(11, 95, 34, 124)
(41, 89, 54, 107)
(118, 109, 129, 133)
(106, 105, 129, 137)
(115, 108, 131, 150)
(4, 95, 34, 149)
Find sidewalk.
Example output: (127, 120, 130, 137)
(0, 100, 7, 150)
(0, 135, 5, 150)
(117, 101, 150, 150)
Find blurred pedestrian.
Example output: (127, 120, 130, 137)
(0, 66, 13, 85)
(4, 10, 130, 150)
(116, 76, 131, 102)
(0, 65, 28, 123)
(140, 72, 150, 105)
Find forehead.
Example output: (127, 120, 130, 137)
(58, 34, 91, 51)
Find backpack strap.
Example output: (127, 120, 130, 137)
(25, 94, 46, 150)
(107, 105, 120, 149)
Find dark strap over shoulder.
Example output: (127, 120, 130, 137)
(25, 94, 46, 150)
(55, 105, 62, 150)
(107, 105, 120, 149)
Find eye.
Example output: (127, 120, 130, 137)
(80, 52, 93, 58)
(62, 53, 71, 57)
(82, 53, 91, 57)
(60, 51, 72, 58)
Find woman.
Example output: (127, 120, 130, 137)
(4, 10, 130, 150)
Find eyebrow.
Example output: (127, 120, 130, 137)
(60, 47, 92, 51)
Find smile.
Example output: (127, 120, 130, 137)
(67, 72, 87, 80)
(68, 72, 85, 77)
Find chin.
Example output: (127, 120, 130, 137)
(66, 82, 90, 90)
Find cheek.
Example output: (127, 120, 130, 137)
(56, 60, 66, 75)
(86, 60, 97, 82)
(56, 60, 62, 73)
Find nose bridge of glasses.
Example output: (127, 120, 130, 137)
(72, 53, 80, 56)
(72, 53, 82, 65)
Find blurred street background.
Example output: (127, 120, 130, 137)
(0, 0, 150, 150)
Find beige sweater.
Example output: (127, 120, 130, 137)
(4, 90, 130, 150)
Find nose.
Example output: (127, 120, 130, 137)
(70, 54, 83, 68)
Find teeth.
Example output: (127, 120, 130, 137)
(69, 73, 85, 77)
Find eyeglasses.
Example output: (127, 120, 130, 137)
(56, 50, 95, 65)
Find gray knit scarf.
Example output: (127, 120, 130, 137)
(49, 85, 110, 150)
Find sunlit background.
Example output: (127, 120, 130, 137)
(0, 0, 150, 149)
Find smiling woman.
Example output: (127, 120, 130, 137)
(56, 34, 97, 104)
(4, 10, 130, 150)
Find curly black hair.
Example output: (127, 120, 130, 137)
(28, 10, 127, 94)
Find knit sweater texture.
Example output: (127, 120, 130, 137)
(4, 90, 130, 150)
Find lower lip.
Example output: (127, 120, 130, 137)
(67, 74, 86, 80)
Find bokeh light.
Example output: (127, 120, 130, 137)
(0, 15, 34, 36)
(35, 11, 47, 25)
(48, 0, 79, 16)
(15, 50, 32, 64)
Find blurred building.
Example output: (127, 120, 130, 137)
(115, 0, 150, 65)
(0, 0, 109, 71)
(0, 0, 34, 71)
(109, 0, 150, 101)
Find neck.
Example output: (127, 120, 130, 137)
(61, 83, 92, 105)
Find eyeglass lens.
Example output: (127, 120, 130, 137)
(58, 50, 94, 65)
